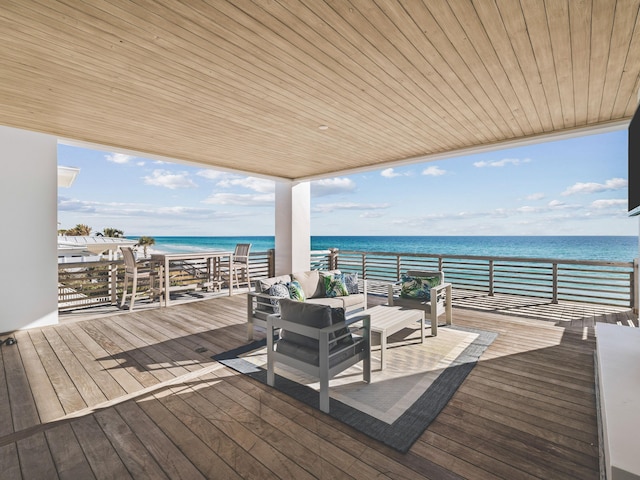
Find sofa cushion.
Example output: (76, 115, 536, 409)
(342, 273, 360, 294)
(291, 270, 323, 299)
(288, 280, 306, 302)
(306, 297, 345, 309)
(330, 307, 355, 348)
(323, 274, 349, 297)
(258, 274, 292, 293)
(400, 274, 440, 301)
(339, 293, 366, 309)
(275, 339, 361, 367)
(267, 282, 290, 314)
(278, 298, 332, 349)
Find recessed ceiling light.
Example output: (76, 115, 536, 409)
(318, 125, 329, 130)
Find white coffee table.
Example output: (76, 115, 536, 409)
(352, 305, 425, 369)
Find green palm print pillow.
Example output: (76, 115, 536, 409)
(324, 274, 349, 298)
(400, 275, 440, 301)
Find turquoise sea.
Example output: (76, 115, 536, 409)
(134, 236, 638, 262)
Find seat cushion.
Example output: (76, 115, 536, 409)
(278, 298, 332, 349)
(275, 339, 363, 367)
(305, 297, 344, 309)
(339, 293, 366, 309)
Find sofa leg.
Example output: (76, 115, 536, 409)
(319, 377, 330, 413)
(431, 310, 438, 336)
(247, 320, 254, 341)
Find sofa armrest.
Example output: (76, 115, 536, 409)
(267, 313, 370, 350)
(362, 279, 368, 308)
(248, 291, 283, 313)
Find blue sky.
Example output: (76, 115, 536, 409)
(58, 129, 634, 237)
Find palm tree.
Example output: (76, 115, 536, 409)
(102, 227, 124, 238)
(65, 224, 92, 236)
(136, 236, 156, 257)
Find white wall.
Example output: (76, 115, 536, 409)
(274, 181, 310, 275)
(0, 126, 58, 332)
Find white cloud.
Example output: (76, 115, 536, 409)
(216, 176, 275, 193)
(381, 168, 413, 178)
(516, 206, 539, 213)
(360, 212, 385, 219)
(548, 199, 567, 208)
(591, 199, 627, 209)
(202, 192, 274, 206)
(562, 178, 627, 196)
(422, 165, 446, 176)
(311, 177, 356, 197)
(197, 169, 227, 181)
(143, 169, 197, 189)
(473, 158, 531, 168)
(381, 168, 401, 178)
(526, 193, 545, 201)
(105, 153, 135, 164)
(58, 197, 232, 219)
(313, 202, 389, 213)
(136, 161, 145, 166)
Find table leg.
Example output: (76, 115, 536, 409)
(380, 330, 387, 370)
(420, 311, 425, 343)
(227, 254, 233, 296)
(164, 258, 170, 307)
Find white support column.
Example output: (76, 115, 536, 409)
(0, 126, 59, 332)
(274, 180, 310, 275)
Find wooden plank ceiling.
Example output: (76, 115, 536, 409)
(1, 0, 639, 180)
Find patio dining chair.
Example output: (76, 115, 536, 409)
(222, 243, 252, 292)
(120, 246, 154, 310)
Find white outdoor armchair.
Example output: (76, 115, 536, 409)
(387, 270, 452, 336)
(266, 298, 371, 413)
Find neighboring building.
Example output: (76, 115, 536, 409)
(57, 235, 137, 263)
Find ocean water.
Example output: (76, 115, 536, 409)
(136, 236, 638, 262)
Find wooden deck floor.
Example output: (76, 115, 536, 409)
(0, 292, 623, 479)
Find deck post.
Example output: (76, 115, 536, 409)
(274, 180, 310, 275)
(489, 260, 494, 296)
(267, 249, 275, 277)
(329, 248, 339, 270)
(552, 263, 559, 304)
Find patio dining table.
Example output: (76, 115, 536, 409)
(150, 251, 234, 307)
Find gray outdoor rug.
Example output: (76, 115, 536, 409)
(213, 325, 497, 453)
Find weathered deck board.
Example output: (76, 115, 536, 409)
(0, 292, 622, 478)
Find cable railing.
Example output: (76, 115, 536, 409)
(58, 248, 636, 310)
